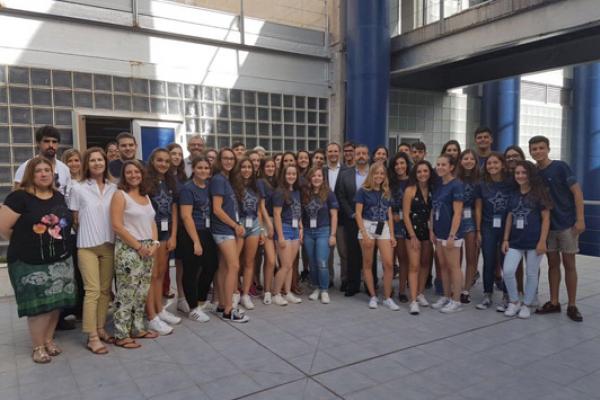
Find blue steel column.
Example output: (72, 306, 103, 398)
(480, 78, 520, 152)
(345, 0, 390, 150)
(572, 63, 600, 256)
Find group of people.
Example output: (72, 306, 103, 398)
(0, 124, 585, 364)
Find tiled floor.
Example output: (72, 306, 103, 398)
(1, 255, 600, 400)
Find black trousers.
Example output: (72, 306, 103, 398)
(344, 219, 378, 293)
(181, 229, 218, 308)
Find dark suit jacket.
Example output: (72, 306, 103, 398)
(322, 164, 347, 193)
(335, 167, 358, 223)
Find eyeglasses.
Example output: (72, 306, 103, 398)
(505, 155, 521, 160)
(221, 157, 235, 161)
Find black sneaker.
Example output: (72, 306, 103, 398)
(567, 305, 583, 322)
(460, 293, 471, 304)
(398, 294, 409, 303)
(222, 309, 249, 323)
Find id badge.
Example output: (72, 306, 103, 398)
(245, 217, 253, 228)
(310, 217, 317, 228)
(292, 218, 299, 228)
(205, 217, 211, 228)
(516, 217, 525, 230)
(235, 212, 239, 223)
(493, 215, 502, 228)
(160, 219, 169, 232)
(368, 223, 377, 235)
(435, 209, 440, 221)
(397, 212, 403, 221)
(463, 207, 472, 219)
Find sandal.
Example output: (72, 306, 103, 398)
(114, 338, 141, 349)
(44, 340, 62, 356)
(32, 346, 51, 364)
(97, 329, 115, 344)
(87, 336, 109, 355)
(133, 330, 159, 339)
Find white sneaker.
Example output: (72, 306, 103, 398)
(148, 316, 173, 335)
(504, 302, 521, 317)
(320, 292, 330, 304)
(496, 295, 509, 312)
(440, 300, 463, 314)
(263, 292, 273, 305)
(431, 296, 450, 310)
(476, 295, 492, 310)
(273, 294, 288, 306)
(188, 307, 210, 322)
(240, 294, 255, 310)
(409, 301, 420, 315)
(199, 301, 217, 313)
(518, 305, 531, 319)
(416, 294, 430, 307)
(368, 296, 379, 309)
(222, 308, 249, 323)
(232, 292, 241, 309)
(308, 289, 320, 301)
(285, 293, 302, 304)
(177, 298, 191, 314)
(383, 298, 400, 311)
(159, 309, 181, 325)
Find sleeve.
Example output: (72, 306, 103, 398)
(452, 181, 465, 202)
(69, 184, 80, 211)
(14, 162, 26, 183)
(561, 161, 578, 187)
(210, 175, 225, 197)
(327, 191, 339, 209)
(354, 188, 365, 205)
(3, 190, 26, 214)
(179, 186, 193, 206)
(272, 190, 284, 208)
(257, 180, 266, 198)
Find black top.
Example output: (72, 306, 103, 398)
(108, 159, 145, 180)
(4, 190, 73, 264)
(408, 186, 431, 241)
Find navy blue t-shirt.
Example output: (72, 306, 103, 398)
(239, 187, 261, 220)
(432, 179, 464, 240)
(478, 179, 515, 229)
(391, 180, 409, 235)
(272, 189, 302, 225)
(508, 191, 546, 250)
(179, 180, 211, 231)
(302, 191, 339, 228)
(538, 160, 577, 231)
(257, 179, 275, 217)
(150, 180, 176, 230)
(354, 188, 392, 222)
(209, 173, 239, 235)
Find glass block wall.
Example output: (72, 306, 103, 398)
(388, 88, 481, 159)
(0, 65, 329, 201)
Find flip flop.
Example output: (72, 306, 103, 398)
(133, 330, 159, 339)
(115, 338, 141, 349)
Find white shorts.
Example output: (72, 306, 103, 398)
(358, 220, 391, 240)
(436, 238, 464, 248)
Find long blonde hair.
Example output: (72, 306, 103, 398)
(362, 162, 390, 199)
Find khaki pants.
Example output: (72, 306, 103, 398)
(78, 243, 114, 334)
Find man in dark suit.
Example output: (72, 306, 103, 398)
(324, 142, 348, 290)
(335, 144, 370, 296)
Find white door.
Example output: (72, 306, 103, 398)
(132, 120, 185, 161)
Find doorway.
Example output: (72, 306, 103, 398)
(84, 116, 132, 150)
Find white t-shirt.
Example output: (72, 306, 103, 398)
(70, 179, 118, 248)
(14, 158, 72, 195)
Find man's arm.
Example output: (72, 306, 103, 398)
(570, 182, 585, 234)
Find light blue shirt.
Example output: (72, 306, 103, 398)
(355, 168, 368, 191)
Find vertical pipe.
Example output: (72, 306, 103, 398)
(240, 0, 245, 45)
(480, 77, 520, 152)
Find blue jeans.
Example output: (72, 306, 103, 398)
(503, 248, 542, 305)
(481, 225, 504, 294)
(303, 226, 331, 291)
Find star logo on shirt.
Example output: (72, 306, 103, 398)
(291, 197, 302, 220)
(464, 183, 475, 203)
(512, 197, 531, 228)
(305, 198, 322, 219)
(242, 190, 258, 214)
(154, 187, 173, 215)
(488, 191, 509, 213)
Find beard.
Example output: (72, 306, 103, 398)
(42, 149, 56, 159)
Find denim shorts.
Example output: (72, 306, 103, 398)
(243, 218, 261, 238)
(394, 221, 407, 240)
(157, 229, 171, 242)
(212, 233, 236, 245)
(275, 223, 300, 241)
(459, 217, 476, 235)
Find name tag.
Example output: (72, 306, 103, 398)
(493, 215, 502, 228)
(245, 217, 253, 228)
(463, 207, 472, 219)
(368, 223, 377, 234)
(516, 217, 525, 230)
(310, 217, 317, 228)
(205, 217, 211, 228)
(235, 212, 239, 222)
(292, 218, 298, 228)
(396, 212, 403, 221)
(161, 219, 169, 232)
(435, 209, 440, 221)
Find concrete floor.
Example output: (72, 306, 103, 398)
(0, 255, 599, 400)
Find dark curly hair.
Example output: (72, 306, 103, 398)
(144, 148, 177, 197)
(232, 157, 259, 203)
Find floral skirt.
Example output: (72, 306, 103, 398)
(8, 258, 77, 317)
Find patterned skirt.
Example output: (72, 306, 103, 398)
(8, 257, 77, 317)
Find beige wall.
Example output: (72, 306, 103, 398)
(170, 0, 327, 31)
